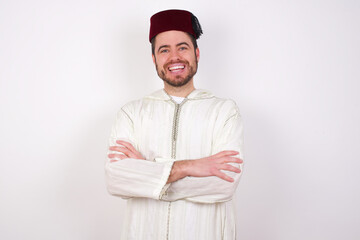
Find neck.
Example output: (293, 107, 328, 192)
(164, 79, 195, 97)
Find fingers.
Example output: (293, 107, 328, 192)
(109, 140, 145, 160)
(108, 154, 127, 162)
(108, 153, 128, 160)
(223, 157, 243, 164)
(110, 146, 138, 159)
(109, 146, 127, 152)
(213, 170, 234, 182)
(206, 154, 243, 164)
(214, 163, 242, 182)
(109, 146, 131, 156)
(220, 163, 241, 173)
(116, 140, 144, 159)
(213, 150, 239, 158)
(116, 140, 138, 154)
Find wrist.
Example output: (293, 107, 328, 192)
(167, 160, 192, 183)
(177, 160, 192, 178)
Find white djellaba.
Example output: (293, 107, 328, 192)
(105, 89, 244, 240)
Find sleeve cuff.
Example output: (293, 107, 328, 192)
(153, 159, 174, 200)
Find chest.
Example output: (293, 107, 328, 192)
(133, 100, 223, 159)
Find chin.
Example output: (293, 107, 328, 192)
(164, 78, 191, 87)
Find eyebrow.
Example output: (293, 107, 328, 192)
(157, 42, 191, 53)
(157, 44, 170, 53)
(176, 42, 190, 47)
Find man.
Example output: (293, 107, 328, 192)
(105, 9, 244, 240)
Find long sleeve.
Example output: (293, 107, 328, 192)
(105, 108, 173, 200)
(161, 103, 244, 203)
(104, 90, 243, 239)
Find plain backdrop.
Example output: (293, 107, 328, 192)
(1, 0, 359, 239)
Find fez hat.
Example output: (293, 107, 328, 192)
(149, 9, 203, 42)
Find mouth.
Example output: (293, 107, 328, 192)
(168, 63, 185, 73)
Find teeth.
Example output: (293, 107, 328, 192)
(169, 65, 184, 71)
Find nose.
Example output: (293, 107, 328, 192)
(168, 49, 180, 61)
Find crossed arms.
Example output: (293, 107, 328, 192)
(105, 101, 244, 203)
(108, 140, 242, 183)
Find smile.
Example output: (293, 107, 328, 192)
(168, 64, 185, 72)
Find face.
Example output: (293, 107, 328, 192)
(152, 30, 200, 88)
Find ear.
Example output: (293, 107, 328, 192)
(196, 48, 200, 62)
(152, 54, 156, 64)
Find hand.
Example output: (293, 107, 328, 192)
(188, 151, 242, 182)
(108, 140, 145, 162)
(168, 151, 242, 183)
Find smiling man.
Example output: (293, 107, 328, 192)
(105, 9, 244, 240)
(153, 30, 199, 91)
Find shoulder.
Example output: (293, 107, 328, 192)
(204, 93, 240, 116)
(118, 89, 167, 115)
(213, 96, 238, 108)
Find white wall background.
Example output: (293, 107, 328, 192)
(1, 0, 359, 239)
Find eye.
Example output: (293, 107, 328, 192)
(179, 46, 188, 51)
(160, 49, 169, 53)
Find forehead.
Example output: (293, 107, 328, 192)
(154, 30, 193, 48)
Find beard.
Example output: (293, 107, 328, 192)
(156, 59, 198, 87)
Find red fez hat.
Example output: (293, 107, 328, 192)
(149, 9, 203, 42)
